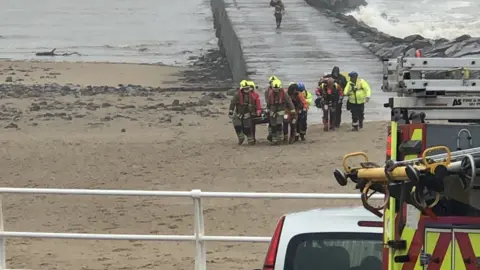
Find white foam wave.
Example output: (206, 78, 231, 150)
(347, 0, 480, 39)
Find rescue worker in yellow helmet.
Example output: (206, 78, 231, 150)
(246, 80, 263, 143)
(269, 75, 279, 85)
(266, 75, 280, 142)
(296, 82, 311, 141)
(344, 71, 371, 131)
(228, 80, 262, 145)
(265, 79, 295, 145)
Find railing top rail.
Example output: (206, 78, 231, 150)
(0, 231, 272, 242)
(0, 188, 384, 199)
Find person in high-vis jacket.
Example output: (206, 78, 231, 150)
(265, 80, 296, 145)
(296, 82, 312, 140)
(343, 71, 371, 131)
(229, 80, 262, 145)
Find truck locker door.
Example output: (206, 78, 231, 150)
(423, 229, 453, 270)
(453, 229, 480, 270)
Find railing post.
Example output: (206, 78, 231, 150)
(191, 189, 206, 270)
(0, 196, 5, 269)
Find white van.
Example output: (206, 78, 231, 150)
(260, 206, 383, 270)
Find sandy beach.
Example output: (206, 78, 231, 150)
(0, 60, 387, 269)
(0, 60, 185, 87)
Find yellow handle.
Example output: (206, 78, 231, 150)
(361, 181, 389, 210)
(342, 152, 369, 173)
(410, 186, 441, 209)
(422, 146, 451, 169)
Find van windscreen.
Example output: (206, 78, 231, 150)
(284, 232, 382, 270)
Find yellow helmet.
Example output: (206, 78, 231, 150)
(269, 75, 278, 82)
(247, 81, 256, 89)
(272, 79, 282, 89)
(240, 80, 248, 88)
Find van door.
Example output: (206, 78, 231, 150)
(422, 229, 453, 269)
(452, 229, 480, 270)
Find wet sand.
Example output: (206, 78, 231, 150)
(0, 61, 387, 269)
(0, 60, 184, 87)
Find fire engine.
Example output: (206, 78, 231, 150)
(333, 54, 480, 269)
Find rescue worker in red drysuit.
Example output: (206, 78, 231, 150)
(266, 75, 279, 142)
(323, 66, 348, 128)
(265, 80, 296, 145)
(315, 78, 343, 131)
(228, 80, 262, 145)
(246, 80, 262, 142)
(284, 83, 308, 144)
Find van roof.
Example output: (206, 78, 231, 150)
(282, 206, 383, 234)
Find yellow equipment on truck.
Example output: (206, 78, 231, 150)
(333, 54, 480, 270)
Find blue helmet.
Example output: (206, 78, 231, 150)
(349, 71, 358, 78)
(297, 82, 305, 91)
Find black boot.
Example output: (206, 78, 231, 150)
(359, 121, 364, 129)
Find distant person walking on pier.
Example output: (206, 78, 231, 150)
(344, 72, 371, 131)
(270, 0, 285, 28)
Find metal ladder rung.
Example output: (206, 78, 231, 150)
(391, 96, 480, 109)
(401, 58, 480, 68)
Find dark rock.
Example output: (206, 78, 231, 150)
(30, 103, 41, 111)
(4, 122, 18, 129)
(5, 77, 12, 82)
(116, 104, 135, 109)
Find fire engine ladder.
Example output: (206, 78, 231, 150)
(382, 56, 480, 210)
(381, 57, 480, 121)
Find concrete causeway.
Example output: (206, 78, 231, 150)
(221, 0, 390, 121)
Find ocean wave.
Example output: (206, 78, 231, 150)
(347, 0, 480, 39)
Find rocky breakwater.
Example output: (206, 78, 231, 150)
(0, 83, 229, 130)
(307, 0, 480, 61)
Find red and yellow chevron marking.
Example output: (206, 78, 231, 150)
(454, 230, 480, 270)
(392, 217, 480, 270)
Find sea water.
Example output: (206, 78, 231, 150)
(0, 0, 217, 65)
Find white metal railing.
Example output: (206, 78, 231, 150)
(0, 188, 384, 270)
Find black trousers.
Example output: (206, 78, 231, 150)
(349, 102, 365, 127)
(335, 102, 342, 127)
(274, 13, 282, 26)
(297, 112, 307, 134)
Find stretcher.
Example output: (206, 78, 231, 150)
(333, 146, 480, 217)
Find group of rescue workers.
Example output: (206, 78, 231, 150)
(228, 66, 372, 145)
